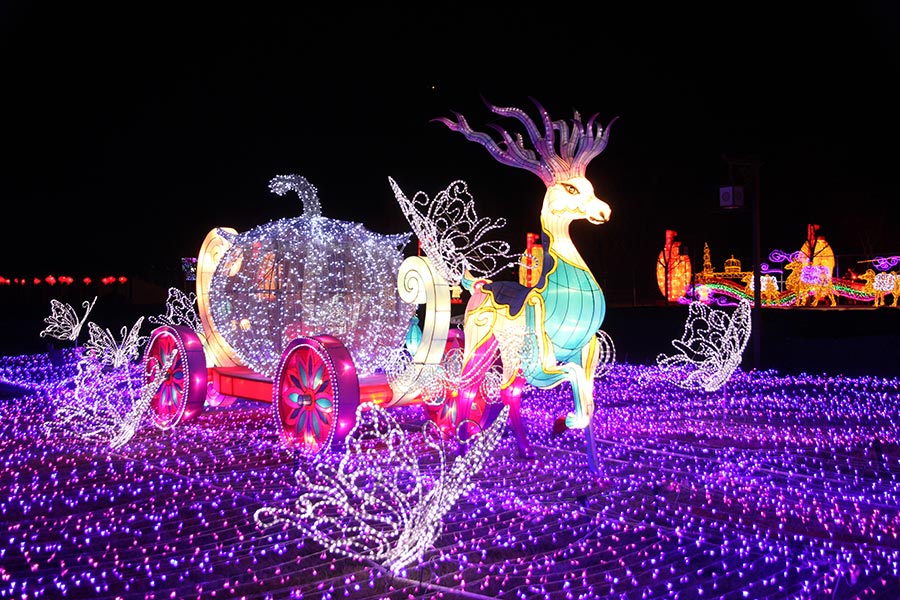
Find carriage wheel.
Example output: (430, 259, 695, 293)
(143, 325, 208, 430)
(274, 335, 360, 453)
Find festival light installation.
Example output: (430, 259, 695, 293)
(390, 178, 520, 284)
(39, 296, 97, 343)
(147, 287, 203, 335)
(3, 348, 900, 598)
(39, 297, 159, 448)
(206, 175, 414, 379)
(656, 230, 691, 302)
(858, 269, 899, 307)
(430, 98, 616, 471)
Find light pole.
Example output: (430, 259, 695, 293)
(723, 155, 762, 370)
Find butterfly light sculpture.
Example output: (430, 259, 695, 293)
(255, 402, 509, 573)
(656, 299, 752, 392)
(39, 296, 97, 343)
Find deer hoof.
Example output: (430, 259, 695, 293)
(565, 412, 590, 429)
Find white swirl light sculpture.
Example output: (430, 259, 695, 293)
(656, 299, 752, 392)
(254, 402, 509, 573)
(389, 177, 521, 283)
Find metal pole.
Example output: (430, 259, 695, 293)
(752, 163, 761, 370)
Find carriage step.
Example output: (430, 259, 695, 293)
(210, 366, 273, 403)
(209, 367, 397, 406)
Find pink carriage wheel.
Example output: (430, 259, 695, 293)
(143, 325, 208, 430)
(273, 335, 360, 453)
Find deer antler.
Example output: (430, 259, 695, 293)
(432, 96, 618, 186)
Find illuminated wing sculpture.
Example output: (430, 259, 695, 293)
(656, 299, 752, 392)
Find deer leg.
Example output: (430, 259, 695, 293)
(563, 363, 592, 429)
(456, 335, 498, 442)
(500, 373, 534, 458)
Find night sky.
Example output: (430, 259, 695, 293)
(3, 3, 899, 303)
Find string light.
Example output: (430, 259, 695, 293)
(39, 296, 97, 344)
(655, 299, 752, 392)
(389, 177, 521, 283)
(207, 175, 415, 379)
(255, 403, 510, 573)
(147, 287, 203, 335)
(3, 349, 899, 598)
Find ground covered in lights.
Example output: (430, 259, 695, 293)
(2, 351, 900, 600)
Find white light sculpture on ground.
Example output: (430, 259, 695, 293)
(39, 296, 97, 343)
(84, 317, 147, 369)
(42, 308, 170, 448)
(254, 402, 509, 573)
(656, 299, 752, 392)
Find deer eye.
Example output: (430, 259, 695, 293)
(562, 183, 578, 195)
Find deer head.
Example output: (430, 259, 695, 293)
(433, 97, 617, 227)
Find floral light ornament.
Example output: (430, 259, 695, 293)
(281, 350, 335, 447)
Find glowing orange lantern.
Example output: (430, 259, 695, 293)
(657, 230, 692, 302)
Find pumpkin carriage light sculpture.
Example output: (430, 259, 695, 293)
(143, 98, 617, 469)
(142, 174, 464, 454)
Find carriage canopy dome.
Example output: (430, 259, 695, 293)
(208, 214, 415, 378)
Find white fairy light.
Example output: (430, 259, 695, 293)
(83, 317, 148, 370)
(43, 340, 173, 448)
(254, 402, 509, 573)
(268, 173, 322, 218)
(148, 287, 203, 335)
(207, 175, 414, 378)
(655, 299, 752, 392)
(39, 296, 97, 343)
(389, 177, 521, 283)
(594, 329, 616, 379)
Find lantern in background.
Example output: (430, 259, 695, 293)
(657, 230, 692, 302)
(800, 223, 835, 275)
(518, 232, 544, 287)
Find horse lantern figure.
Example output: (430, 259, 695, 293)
(434, 98, 617, 462)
